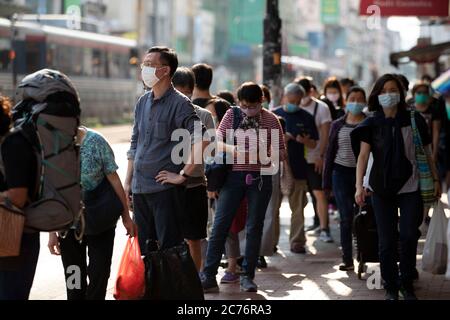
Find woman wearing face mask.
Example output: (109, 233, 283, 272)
(351, 74, 441, 300)
(322, 87, 367, 271)
(322, 77, 346, 120)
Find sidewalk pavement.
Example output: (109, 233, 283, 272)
(205, 199, 450, 300)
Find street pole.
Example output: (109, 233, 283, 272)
(10, 13, 18, 103)
(263, 0, 282, 108)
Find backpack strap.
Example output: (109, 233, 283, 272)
(232, 106, 243, 130)
(313, 102, 319, 121)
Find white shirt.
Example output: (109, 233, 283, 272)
(300, 97, 332, 164)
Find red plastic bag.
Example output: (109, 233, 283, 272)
(230, 197, 248, 234)
(114, 236, 145, 300)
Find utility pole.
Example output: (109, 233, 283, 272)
(10, 13, 18, 103)
(263, 0, 282, 108)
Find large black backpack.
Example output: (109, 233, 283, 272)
(11, 69, 82, 232)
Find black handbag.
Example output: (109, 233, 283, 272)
(205, 107, 242, 192)
(143, 241, 204, 300)
(83, 177, 123, 235)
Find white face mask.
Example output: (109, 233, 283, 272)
(141, 66, 160, 88)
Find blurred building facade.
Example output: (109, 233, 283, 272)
(1, 0, 406, 93)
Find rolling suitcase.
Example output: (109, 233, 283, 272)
(353, 201, 379, 279)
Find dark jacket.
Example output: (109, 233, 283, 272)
(322, 114, 367, 191)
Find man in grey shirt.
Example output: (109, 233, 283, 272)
(125, 47, 207, 253)
(172, 67, 215, 272)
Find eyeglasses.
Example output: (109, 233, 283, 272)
(140, 63, 168, 69)
(240, 103, 261, 110)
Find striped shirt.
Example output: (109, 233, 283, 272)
(334, 124, 357, 168)
(217, 108, 286, 172)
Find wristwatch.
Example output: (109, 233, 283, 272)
(179, 170, 190, 179)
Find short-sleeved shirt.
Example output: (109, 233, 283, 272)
(217, 108, 286, 173)
(300, 98, 332, 163)
(352, 110, 431, 195)
(415, 101, 441, 139)
(273, 107, 318, 180)
(187, 105, 215, 188)
(80, 129, 118, 192)
(335, 123, 358, 168)
(1, 133, 37, 197)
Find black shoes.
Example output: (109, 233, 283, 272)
(257, 256, 268, 268)
(400, 286, 418, 301)
(339, 262, 355, 271)
(385, 289, 399, 300)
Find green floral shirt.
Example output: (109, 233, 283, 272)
(80, 129, 118, 191)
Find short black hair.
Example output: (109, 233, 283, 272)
(237, 82, 263, 103)
(192, 63, 213, 91)
(368, 74, 408, 112)
(340, 78, 356, 87)
(346, 86, 367, 101)
(217, 90, 236, 105)
(421, 74, 433, 82)
(295, 77, 312, 93)
(260, 85, 271, 104)
(172, 67, 195, 91)
(147, 46, 178, 77)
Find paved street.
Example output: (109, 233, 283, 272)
(29, 125, 450, 300)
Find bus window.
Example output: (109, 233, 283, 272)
(0, 38, 11, 72)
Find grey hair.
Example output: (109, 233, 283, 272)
(284, 83, 305, 96)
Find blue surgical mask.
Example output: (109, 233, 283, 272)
(346, 102, 365, 116)
(378, 93, 400, 109)
(284, 103, 299, 113)
(262, 101, 270, 110)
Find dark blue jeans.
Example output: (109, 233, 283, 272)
(0, 232, 40, 300)
(332, 164, 356, 264)
(133, 187, 186, 254)
(371, 190, 423, 291)
(204, 171, 272, 280)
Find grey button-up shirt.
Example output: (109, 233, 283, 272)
(127, 86, 203, 194)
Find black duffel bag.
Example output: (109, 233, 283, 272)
(143, 241, 204, 300)
(83, 177, 123, 235)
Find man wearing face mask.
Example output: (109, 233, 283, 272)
(295, 77, 334, 243)
(273, 83, 319, 254)
(125, 47, 207, 255)
(201, 82, 286, 293)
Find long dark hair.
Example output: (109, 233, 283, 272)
(0, 95, 12, 136)
(368, 74, 408, 113)
(323, 77, 345, 107)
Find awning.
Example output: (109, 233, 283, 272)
(390, 41, 450, 67)
(281, 56, 327, 72)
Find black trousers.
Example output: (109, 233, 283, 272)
(133, 187, 186, 254)
(59, 228, 115, 300)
